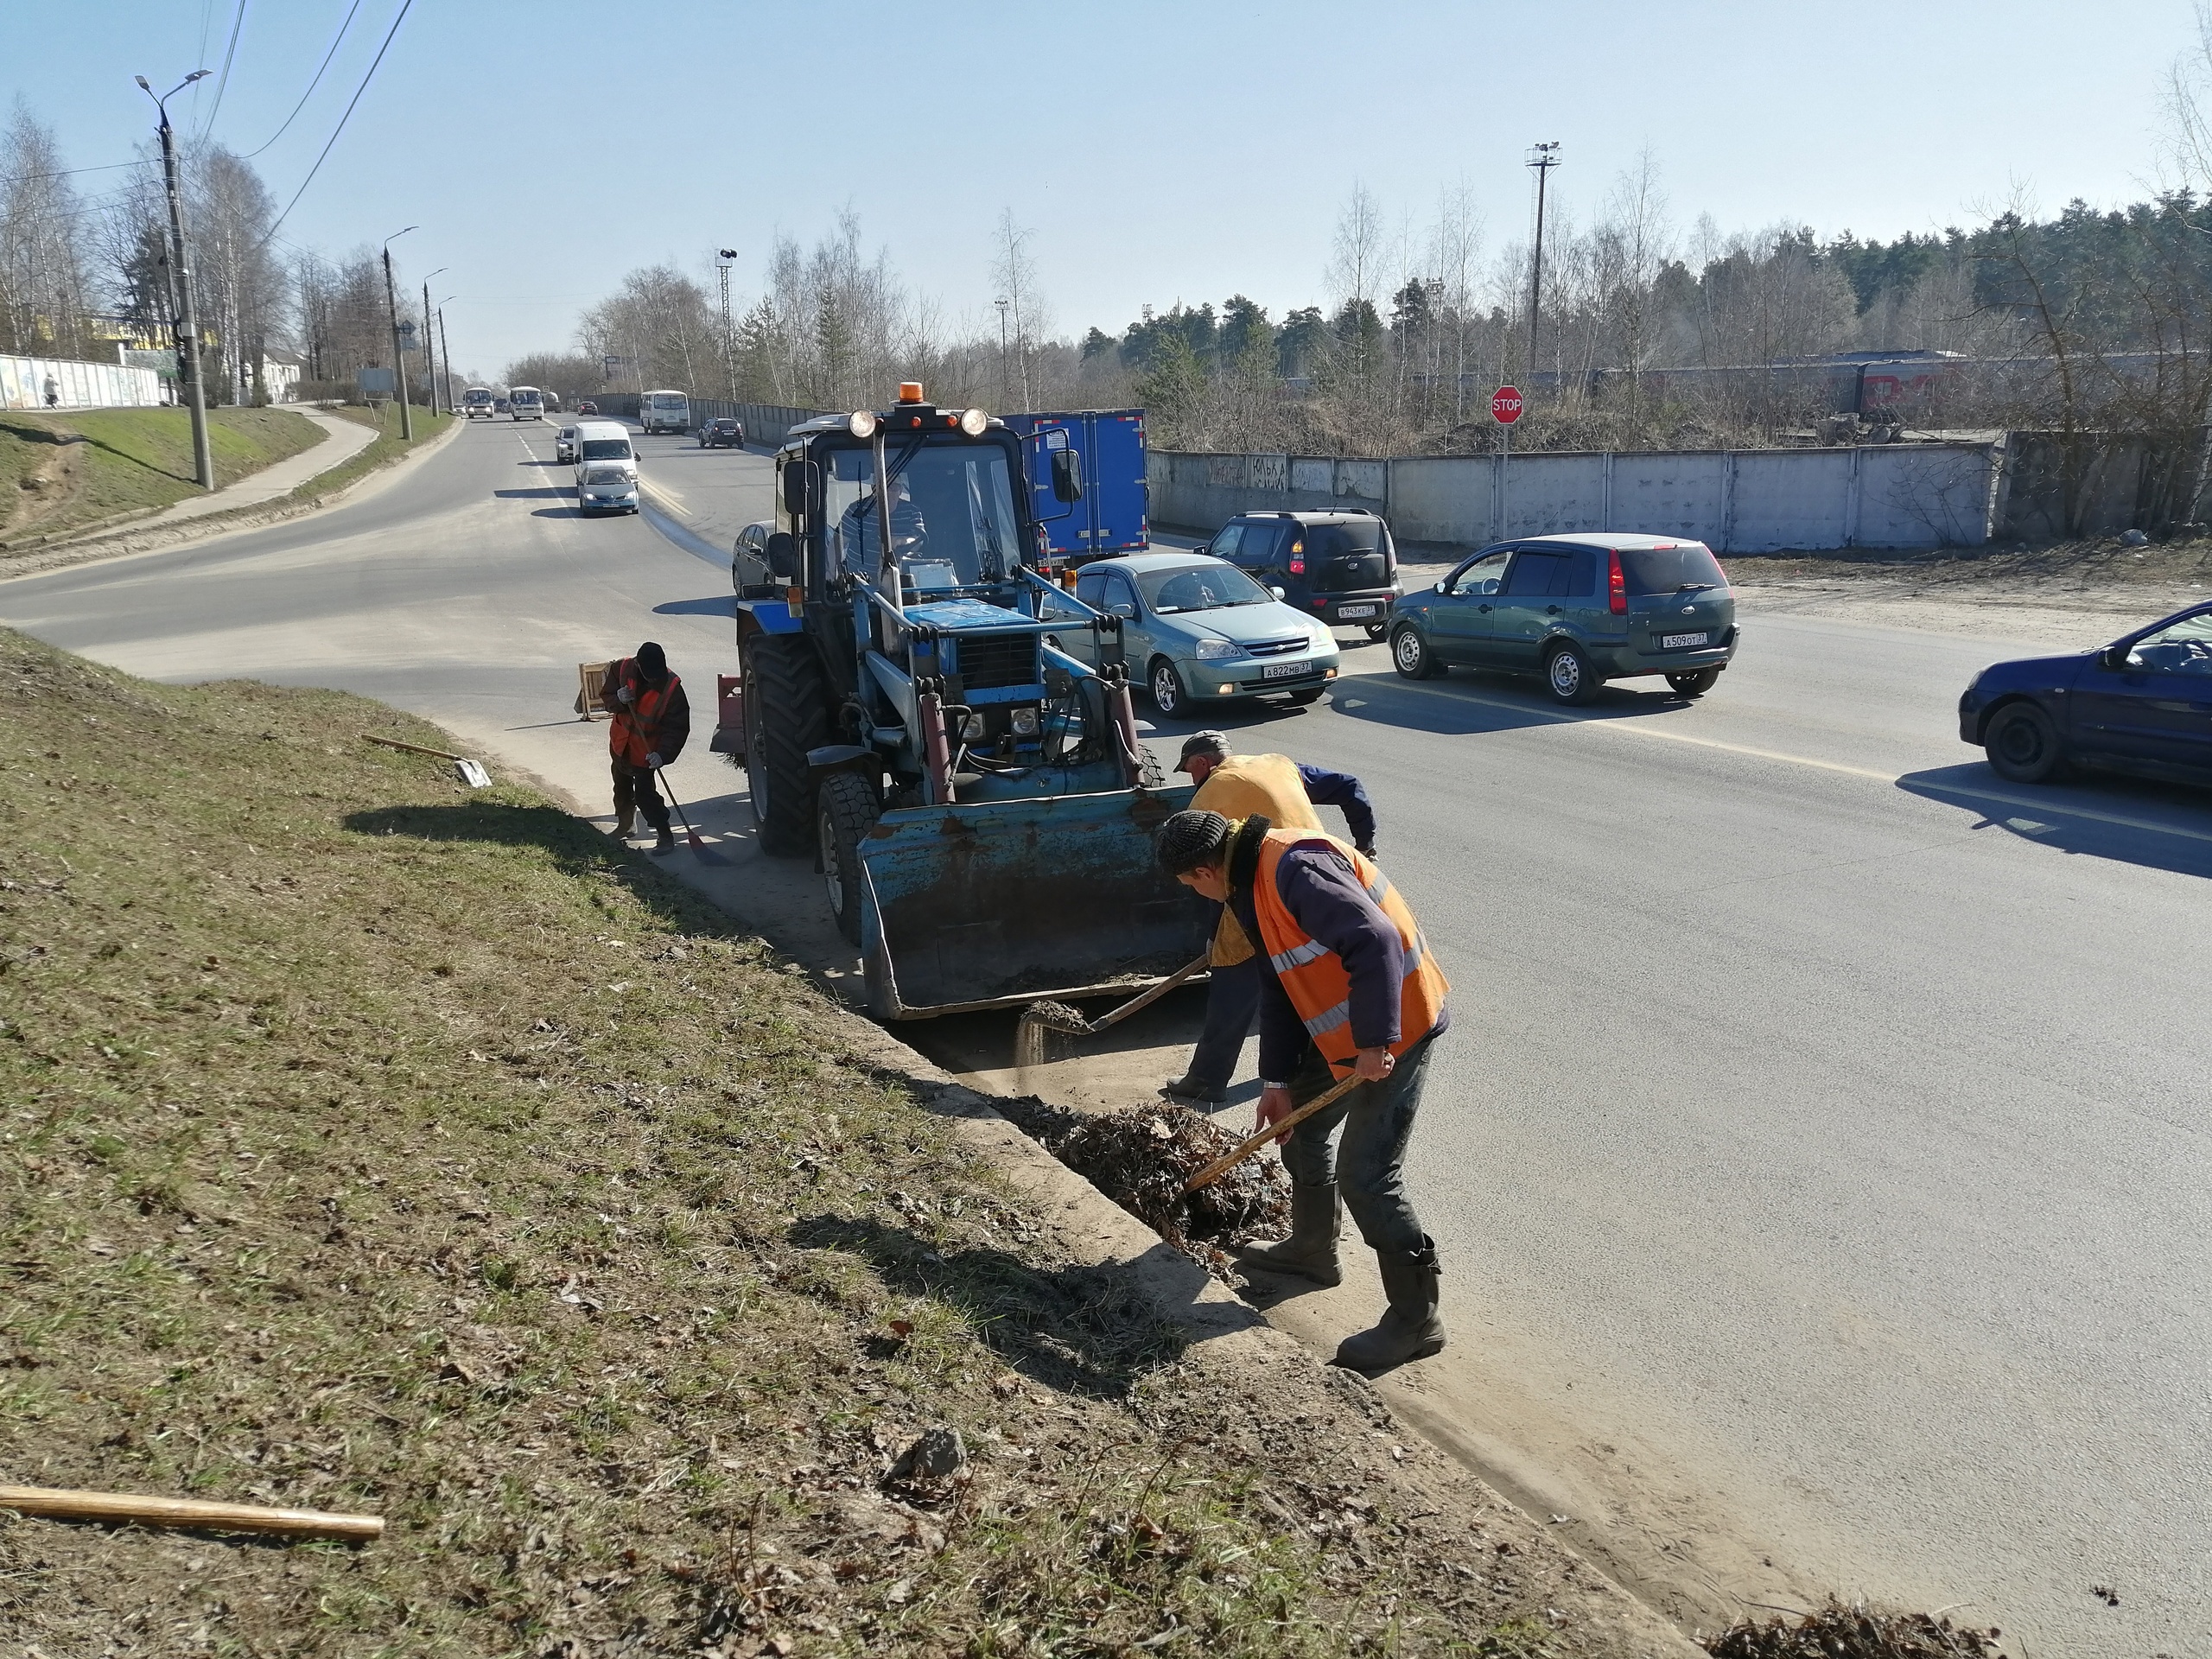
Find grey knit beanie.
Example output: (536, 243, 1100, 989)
(1155, 809, 1232, 874)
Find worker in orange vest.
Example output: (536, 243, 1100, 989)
(606, 641, 690, 855)
(1157, 806, 1451, 1373)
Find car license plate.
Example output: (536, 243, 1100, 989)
(1336, 603, 1377, 619)
(1661, 631, 1709, 650)
(1261, 661, 1307, 680)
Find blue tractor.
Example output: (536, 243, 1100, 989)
(715, 384, 1206, 1020)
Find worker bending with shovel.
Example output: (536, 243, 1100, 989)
(1156, 807, 1450, 1372)
(606, 641, 690, 855)
(1162, 733, 1378, 1107)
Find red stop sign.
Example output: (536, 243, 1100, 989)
(1491, 385, 1523, 424)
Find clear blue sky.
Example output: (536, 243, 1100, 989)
(8, 0, 2202, 379)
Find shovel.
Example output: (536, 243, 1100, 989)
(1018, 949, 1211, 1040)
(363, 734, 492, 788)
(1179, 1070, 1365, 1196)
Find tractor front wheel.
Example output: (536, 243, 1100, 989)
(817, 770, 879, 945)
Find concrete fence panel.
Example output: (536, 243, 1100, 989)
(1289, 457, 1332, 494)
(1610, 453, 1729, 543)
(0, 353, 165, 411)
(1856, 445, 1994, 548)
(1336, 459, 1388, 503)
(1729, 451, 1853, 551)
(1386, 457, 1493, 545)
(1502, 454, 1612, 538)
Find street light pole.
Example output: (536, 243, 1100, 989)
(1525, 142, 1561, 385)
(137, 71, 213, 491)
(382, 226, 417, 441)
(716, 249, 738, 404)
(421, 268, 447, 416)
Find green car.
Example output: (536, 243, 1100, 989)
(1042, 551, 1342, 717)
(1389, 533, 1738, 704)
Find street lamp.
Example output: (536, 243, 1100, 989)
(381, 226, 417, 441)
(135, 70, 213, 490)
(715, 248, 739, 402)
(420, 266, 447, 416)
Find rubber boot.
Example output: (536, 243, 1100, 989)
(1234, 1180, 1343, 1286)
(652, 826, 676, 855)
(608, 807, 634, 838)
(1160, 1073, 1228, 1105)
(1332, 1236, 1446, 1373)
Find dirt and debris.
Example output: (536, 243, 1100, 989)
(1703, 1603, 2004, 1659)
(996, 1095, 1289, 1276)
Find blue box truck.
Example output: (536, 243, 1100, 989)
(1006, 409, 1147, 568)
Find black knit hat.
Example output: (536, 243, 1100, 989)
(635, 641, 667, 679)
(1155, 809, 1232, 874)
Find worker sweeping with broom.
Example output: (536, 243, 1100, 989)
(606, 641, 690, 855)
(1155, 807, 1450, 1373)
(1160, 733, 1378, 1108)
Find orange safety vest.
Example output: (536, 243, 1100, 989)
(1249, 830, 1448, 1071)
(609, 662, 681, 768)
(1191, 754, 1331, 967)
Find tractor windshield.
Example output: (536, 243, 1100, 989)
(824, 440, 1022, 588)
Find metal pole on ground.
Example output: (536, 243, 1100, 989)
(435, 299, 455, 415)
(137, 72, 214, 490)
(382, 226, 417, 442)
(421, 270, 446, 416)
(1525, 142, 1560, 387)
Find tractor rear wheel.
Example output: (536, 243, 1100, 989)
(742, 630, 831, 856)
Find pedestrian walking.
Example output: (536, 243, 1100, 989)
(605, 641, 690, 855)
(1156, 807, 1451, 1372)
(42, 375, 60, 409)
(1160, 732, 1378, 1106)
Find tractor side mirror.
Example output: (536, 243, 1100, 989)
(766, 531, 796, 579)
(780, 460, 817, 518)
(1051, 446, 1084, 503)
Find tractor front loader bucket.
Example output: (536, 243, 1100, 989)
(855, 786, 1209, 1020)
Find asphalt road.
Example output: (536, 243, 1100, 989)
(4, 416, 2208, 1658)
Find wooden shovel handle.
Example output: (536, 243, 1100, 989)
(0, 1483, 384, 1541)
(1179, 1070, 1366, 1195)
(364, 734, 463, 762)
(1085, 950, 1212, 1035)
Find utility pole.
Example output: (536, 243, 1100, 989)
(716, 249, 738, 404)
(435, 298, 455, 416)
(382, 226, 416, 440)
(1526, 142, 1560, 385)
(421, 269, 447, 416)
(137, 71, 213, 489)
(995, 297, 1011, 408)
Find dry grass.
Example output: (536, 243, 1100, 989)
(0, 407, 323, 541)
(0, 628, 1643, 1658)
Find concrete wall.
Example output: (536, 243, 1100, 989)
(1148, 442, 2001, 554)
(0, 353, 166, 411)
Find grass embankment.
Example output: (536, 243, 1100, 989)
(0, 406, 322, 543)
(301, 402, 454, 504)
(0, 629, 1628, 1658)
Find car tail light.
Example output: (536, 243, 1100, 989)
(1607, 550, 1627, 615)
(1288, 539, 1305, 575)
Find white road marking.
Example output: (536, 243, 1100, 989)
(1357, 673, 2212, 846)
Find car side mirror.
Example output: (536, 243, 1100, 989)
(1434, 579, 1447, 593)
(766, 531, 796, 578)
(1051, 446, 1084, 503)
(1269, 586, 1286, 600)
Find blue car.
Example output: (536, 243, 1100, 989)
(1959, 600, 2212, 784)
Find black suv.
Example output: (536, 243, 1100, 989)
(698, 416, 746, 448)
(1195, 510, 1399, 639)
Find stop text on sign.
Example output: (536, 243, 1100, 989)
(1491, 385, 1523, 424)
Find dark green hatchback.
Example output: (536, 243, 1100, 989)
(1389, 532, 1738, 704)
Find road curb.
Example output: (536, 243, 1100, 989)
(0, 411, 466, 585)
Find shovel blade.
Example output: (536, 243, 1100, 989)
(454, 759, 493, 789)
(857, 787, 1208, 1020)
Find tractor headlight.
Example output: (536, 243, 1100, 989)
(961, 714, 986, 741)
(1193, 639, 1246, 661)
(848, 410, 878, 439)
(1010, 706, 1039, 737)
(958, 407, 988, 436)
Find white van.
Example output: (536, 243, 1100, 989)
(572, 420, 638, 514)
(639, 388, 690, 434)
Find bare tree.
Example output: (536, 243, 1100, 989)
(990, 208, 1045, 410)
(0, 103, 98, 359)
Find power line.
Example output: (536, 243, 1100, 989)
(197, 0, 249, 142)
(0, 157, 153, 186)
(239, 0, 362, 161)
(258, 0, 412, 247)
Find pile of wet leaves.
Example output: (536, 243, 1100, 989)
(1704, 1604, 2005, 1659)
(995, 1095, 1289, 1276)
